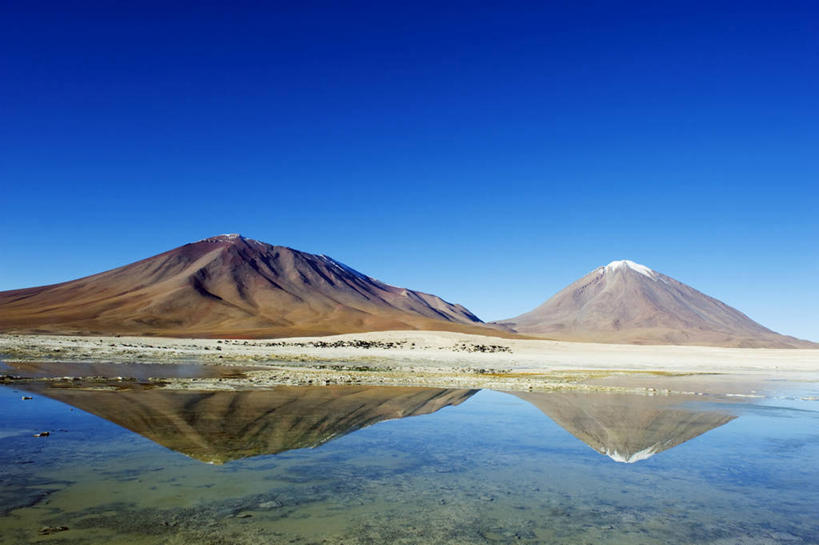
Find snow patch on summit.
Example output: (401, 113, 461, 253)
(604, 260, 656, 279)
(318, 255, 371, 282)
(199, 233, 244, 242)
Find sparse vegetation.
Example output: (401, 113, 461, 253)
(449, 343, 512, 353)
(264, 340, 409, 350)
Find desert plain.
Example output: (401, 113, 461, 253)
(2, 330, 818, 397)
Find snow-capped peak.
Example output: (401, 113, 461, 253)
(603, 259, 656, 279)
(198, 233, 243, 242)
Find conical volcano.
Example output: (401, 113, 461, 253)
(494, 260, 814, 348)
(0, 234, 487, 337)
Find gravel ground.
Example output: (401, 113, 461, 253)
(2, 330, 818, 395)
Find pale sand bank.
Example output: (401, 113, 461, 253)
(2, 331, 818, 395)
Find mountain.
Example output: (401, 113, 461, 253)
(513, 391, 736, 463)
(494, 260, 815, 348)
(0, 234, 490, 338)
(20, 384, 477, 463)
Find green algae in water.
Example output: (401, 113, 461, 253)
(1, 383, 818, 544)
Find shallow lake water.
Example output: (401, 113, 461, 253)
(1, 373, 818, 544)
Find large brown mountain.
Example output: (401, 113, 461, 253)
(0, 234, 487, 338)
(494, 260, 815, 348)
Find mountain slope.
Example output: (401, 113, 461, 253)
(494, 260, 814, 348)
(0, 234, 487, 338)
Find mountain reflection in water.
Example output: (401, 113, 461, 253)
(513, 391, 736, 462)
(21, 385, 477, 463)
(3, 381, 815, 545)
(22, 384, 736, 464)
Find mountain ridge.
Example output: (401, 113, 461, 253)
(0, 234, 495, 338)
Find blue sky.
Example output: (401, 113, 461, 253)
(2, 2, 817, 340)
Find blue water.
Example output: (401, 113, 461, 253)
(1, 380, 818, 544)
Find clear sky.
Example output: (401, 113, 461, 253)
(2, 2, 817, 341)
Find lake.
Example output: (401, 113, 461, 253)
(1, 369, 818, 544)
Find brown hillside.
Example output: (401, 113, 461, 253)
(0, 234, 494, 338)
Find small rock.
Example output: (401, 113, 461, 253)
(38, 526, 68, 535)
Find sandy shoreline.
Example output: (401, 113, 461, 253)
(2, 331, 818, 395)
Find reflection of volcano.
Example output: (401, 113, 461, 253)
(513, 391, 736, 463)
(26, 385, 477, 463)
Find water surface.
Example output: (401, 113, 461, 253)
(1, 374, 818, 544)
